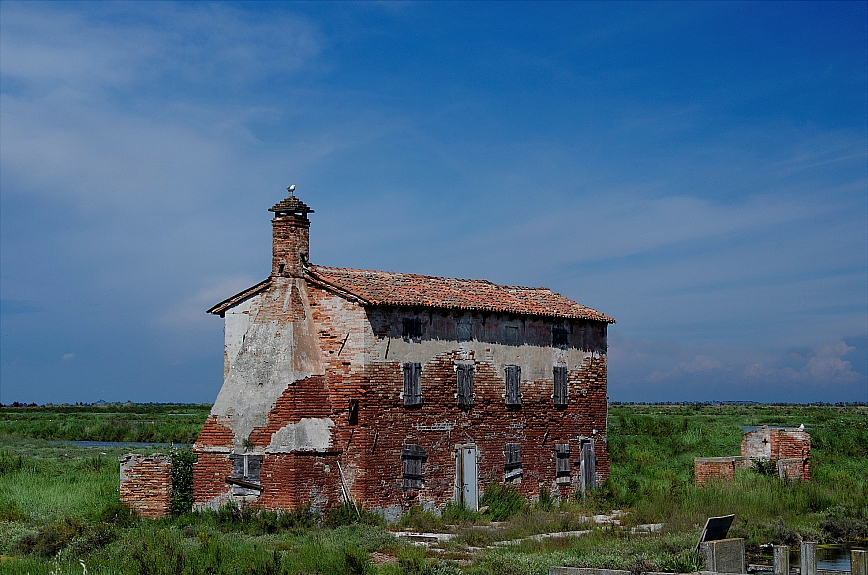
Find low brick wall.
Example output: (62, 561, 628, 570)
(694, 457, 752, 486)
(777, 458, 809, 481)
(119, 454, 172, 518)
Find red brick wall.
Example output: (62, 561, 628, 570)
(119, 454, 172, 518)
(694, 457, 752, 486)
(193, 451, 233, 508)
(271, 214, 309, 277)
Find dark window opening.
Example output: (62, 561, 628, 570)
(552, 327, 569, 347)
(555, 444, 570, 479)
(553, 366, 568, 406)
(505, 443, 522, 470)
(278, 263, 285, 275)
(348, 399, 359, 425)
(505, 365, 522, 406)
(457, 364, 475, 408)
(401, 444, 427, 490)
(403, 362, 422, 406)
(402, 317, 423, 339)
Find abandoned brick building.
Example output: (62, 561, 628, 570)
(192, 188, 615, 519)
(694, 425, 811, 486)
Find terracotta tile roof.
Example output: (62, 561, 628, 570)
(269, 194, 314, 215)
(307, 265, 614, 323)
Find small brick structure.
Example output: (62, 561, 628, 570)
(694, 426, 810, 486)
(119, 454, 172, 518)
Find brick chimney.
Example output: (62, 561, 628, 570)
(268, 185, 314, 278)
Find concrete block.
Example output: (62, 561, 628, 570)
(773, 545, 789, 575)
(800, 542, 816, 575)
(701, 538, 746, 573)
(852, 550, 866, 575)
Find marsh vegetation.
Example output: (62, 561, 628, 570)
(0, 403, 865, 574)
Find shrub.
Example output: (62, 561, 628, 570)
(752, 458, 777, 476)
(481, 483, 526, 521)
(821, 504, 868, 541)
(169, 447, 196, 515)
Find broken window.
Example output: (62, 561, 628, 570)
(401, 444, 427, 490)
(402, 317, 423, 339)
(552, 326, 569, 347)
(555, 444, 570, 482)
(457, 364, 475, 408)
(553, 366, 568, 406)
(403, 362, 422, 406)
(348, 398, 359, 425)
(505, 365, 521, 406)
(504, 443, 522, 481)
(228, 454, 263, 495)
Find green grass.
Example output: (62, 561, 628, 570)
(1, 403, 866, 574)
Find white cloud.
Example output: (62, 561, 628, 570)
(62, 353, 75, 361)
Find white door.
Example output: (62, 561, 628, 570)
(458, 445, 479, 511)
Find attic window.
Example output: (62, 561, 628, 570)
(504, 443, 522, 481)
(457, 364, 475, 408)
(402, 318, 423, 339)
(403, 362, 422, 407)
(505, 365, 521, 406)
(553, 366, 568, 407)
(401, 444, 427, 490)
(555, 444, 570, 481)
(552, 327, 569, 347)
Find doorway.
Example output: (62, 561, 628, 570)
(456, 444, 478, 511)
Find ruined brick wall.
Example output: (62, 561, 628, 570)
(192, 451, 234, 508)
(777, 458, 808, 481)
(739, 427, 810, 482)
(119, 454, 172, 518)
(694, 457, 752, 486)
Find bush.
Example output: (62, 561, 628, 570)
(481, 483, 526, 521)
(821, 504, 868, 541)
(169, 447, 196, 515)
(752, 458, 777, 476)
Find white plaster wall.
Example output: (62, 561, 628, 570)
(223, 292, 264, 377)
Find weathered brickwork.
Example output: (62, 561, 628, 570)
(119, 454, 172, 518)
(195, 190, 613, 514)
(695, 426, 811, 486)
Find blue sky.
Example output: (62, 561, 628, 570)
(1, 1, 866, 404)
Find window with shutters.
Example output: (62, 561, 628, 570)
(505, 365, 521, 406)
(403, 362, 422, 407)
(555, 444, 570, 482)
(402, 317, 423, 339)
(552, 326, 569, 347)
(553, 366, 568, 406)
(504, 443, 522, 481)
(457, 364, 475, 408)
(401, 444, 427, 490)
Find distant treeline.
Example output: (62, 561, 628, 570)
(609, 401, 867, 407)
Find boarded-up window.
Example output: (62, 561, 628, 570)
(229, 454, 262, 495)
(401, 444, 427, 490)
(504, 443, 522, 481)
(553, 366, 568, 406)
(402, 318, 423, 339)
(403, 362, 422, 406)
(552, 326, 569, 347)
(555, 444, 570, 479)
(505, 365, 521, 406)
(457, 364, 475, 408)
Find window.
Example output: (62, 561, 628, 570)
(505, 326, 519, 345)
(348, 398, 359, 425)
(504, 443, 522, 481)
(457, 364, 475, 408)
(555, 444, 570, 482)
(402, 317, 423, 339)
(401, 444, 427, 490)
(553, 366, 568, 406)
(403, 362, 422, 406)
(228, 454, 263, 495)
(552, 326, 569, 347)
(457, 322, 472, 342)
(505, 365, 521, 406)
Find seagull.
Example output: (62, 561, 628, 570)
(287, 184, 296, 194)
(798, 423, 805, 430)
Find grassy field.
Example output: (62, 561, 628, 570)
(0, 403, 866, 574)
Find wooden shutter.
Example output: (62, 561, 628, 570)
(457, 364, 474, 408)
(505, 443, 522, 470)
(403, 362, 422, 406)
(402, 444, 427, 490)
(505, 365, 521, 405)
(555, 444, 570, 477)
(553, 366, 568, 406)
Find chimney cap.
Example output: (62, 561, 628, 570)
(269, 185, 314, 215)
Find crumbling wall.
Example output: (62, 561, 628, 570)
(119, 454, 172, 518)
(694, 457, 752, 486)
